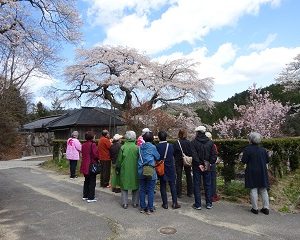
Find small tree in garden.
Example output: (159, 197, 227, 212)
(122, 104, 203, 138)
(213, 85, 290, 138)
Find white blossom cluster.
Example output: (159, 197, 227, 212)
(0, 0, 81, 90)
(276, 54, 300, 92)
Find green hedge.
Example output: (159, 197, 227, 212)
(53, 137, 300, 183)
(214, 137, 300, 183)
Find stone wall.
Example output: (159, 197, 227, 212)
(22, 132, 54, 156)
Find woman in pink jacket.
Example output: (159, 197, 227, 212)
(66, 131, 82, 179)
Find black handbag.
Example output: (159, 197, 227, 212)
(89, 162, 101, 174)
(89, 143, 101, 175)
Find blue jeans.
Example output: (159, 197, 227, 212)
(139, 178, 156, 210)
(160, 178, 177, 206)
(193, 166, 212, 208)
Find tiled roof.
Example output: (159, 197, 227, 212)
(22, 107, 124, 130)
(48, 107, 124, 128)
(22, 115, 62, 130)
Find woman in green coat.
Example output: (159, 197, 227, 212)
(116, 130, 139, 209)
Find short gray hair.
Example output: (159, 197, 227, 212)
(72, 131, 79, 138)
(125, 130, 136, 140)
(248, 132, 262, 144)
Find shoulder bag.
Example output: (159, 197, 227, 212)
(139, 148, 154, 179)
(89, 143, 101, 175)
(178, 140, 192, 167)
(155, 143, 168, 176)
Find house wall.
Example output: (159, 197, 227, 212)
(22, 132, 54, 156)
(21, 125, 126, 157)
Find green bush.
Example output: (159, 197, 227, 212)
(223, 180, 249, 197)
(214, 137, 300, 183)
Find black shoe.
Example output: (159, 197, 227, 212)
(260, 208, 269, 215)
(177, 195, 182, 198)
(187, 194, 193, 198)
(172, 203, 181, 209)
(122, 204, 128, 209)
(132, 204, 139, 208)
(251, 208, 259, 214)
(161, 204, 168, 209)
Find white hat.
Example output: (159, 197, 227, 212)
(205, 132, 212, 139)
(142, 128, 151, 135)
(195, 126, 206, 133)
(113, 134, 123, 141)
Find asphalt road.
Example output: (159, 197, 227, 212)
(0, 158, 299, 240)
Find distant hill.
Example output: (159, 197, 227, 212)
(196, 84, 300, 125)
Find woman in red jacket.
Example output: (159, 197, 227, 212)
(80, 131, 99, 203)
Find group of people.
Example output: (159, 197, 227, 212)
(65, 127, 270, 215)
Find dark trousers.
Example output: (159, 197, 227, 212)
(69, 160, 78, 178)
(160, 178, 178, 206)
(176, 162, 193, 197)
(210, 164, 217, 196)
(193, 166, 212, 208)
(100, 160, 111, 187)
(83, 173, 97, 200)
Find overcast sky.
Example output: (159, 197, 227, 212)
(32, 0, 300, 105)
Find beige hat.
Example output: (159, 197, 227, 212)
(113, 134, 123, 141)
(195, 126, 206, 133)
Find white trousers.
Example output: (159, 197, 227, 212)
(250, 188, 269, 210)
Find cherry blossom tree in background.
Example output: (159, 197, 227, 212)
(0, 0, 81, 91)
(276, 54, 300, 92)
(213, 85, 290, 138)
(62, 45, 214, 112)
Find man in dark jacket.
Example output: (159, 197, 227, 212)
(191, 126, 217, 210)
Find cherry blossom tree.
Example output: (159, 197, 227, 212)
(62, 45, 214, 112)
(213, 85, 290, 138)
(276, 54, 300, 92)
(0, 0, 81, 90)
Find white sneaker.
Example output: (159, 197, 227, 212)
(87, 199, 97, 203)
(82, 198, 88, 201)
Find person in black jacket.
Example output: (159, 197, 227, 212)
(173, 129, 193, 198)
(241, 132, 270, 215)
(191, 126, 217, 210)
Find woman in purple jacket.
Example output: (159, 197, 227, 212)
(80, 131, 99, 203)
